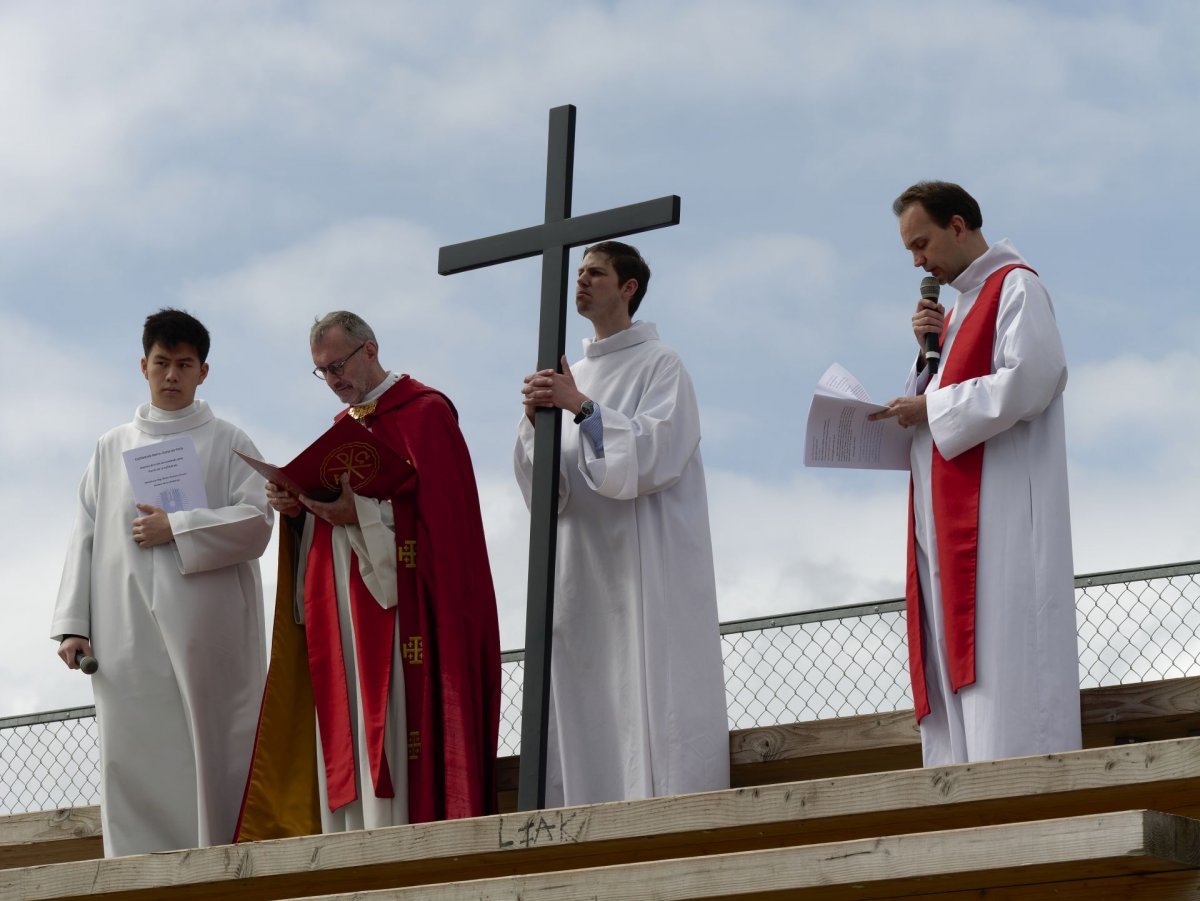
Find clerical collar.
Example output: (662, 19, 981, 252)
(583, 321, 659, 358)
(134, 399, 215, 436)
(349, 372, 402, 420)
(951, 239, 1024, 295)
(145, 400, 201, 421)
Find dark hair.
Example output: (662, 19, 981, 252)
(583, 241, 651, 316)
(142, 309, 211, 362)
(892, 181, 983, 230)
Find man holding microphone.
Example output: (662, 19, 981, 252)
(870, 181, 1081, 766)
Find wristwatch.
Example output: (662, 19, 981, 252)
(573, 399, 595, 424)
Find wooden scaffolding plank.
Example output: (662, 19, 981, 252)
(5, 737, 1200, 901)
(728, 674, 1200, 784)
(8, 674, 1200, 867)
(0, 807, 101, 869)
(7, 667, 1180, 867)
(285, 810, 1200, 900)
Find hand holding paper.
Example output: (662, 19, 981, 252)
(132, 503, 175, 548)
(803, 363, 913, 470)
(867, 394, 928, 429)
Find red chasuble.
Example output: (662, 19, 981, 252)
(236, 376, 501, 840)
(905, 264, 1033, 723)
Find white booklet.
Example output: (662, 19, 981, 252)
(122, 436, 209, 512)
(803, 363, 912, 470)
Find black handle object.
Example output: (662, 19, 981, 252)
(921, 276, 941, 375)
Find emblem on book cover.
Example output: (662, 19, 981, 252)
(321, 442, 381, 492)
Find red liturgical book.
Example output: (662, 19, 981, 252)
(236, 415, 415, 502)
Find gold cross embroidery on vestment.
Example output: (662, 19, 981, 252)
(402, 635, 424, 665)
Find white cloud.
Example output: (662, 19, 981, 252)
(1064, 350, 1200, 573)
(185, 219, 454, 329)
(1070, 464, 1200, 574)
(476, 472, 534, 649)
(0, 316, 136, 718)
(1067, 351, 1200, 456)
(6, 1, 1197, 247)
(191, 218, 517, 352)
(666, 232, 841, 361)
(0, 316, 134, 456)
(4, 0, 1200, 729)
(708, 468, 908, 620)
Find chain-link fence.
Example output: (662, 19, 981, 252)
(0, 708, 101, 817)
(5, 561, 1199, 816)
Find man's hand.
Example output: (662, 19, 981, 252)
(912, 296, 946, 350)
(868, 395, 929, 429)
(133, 504, 174, 548)
(266, 480, 304, 517)
(521, 355, 588, 423)
(57, 636, 93, 670)
(301, 472, 359, 526)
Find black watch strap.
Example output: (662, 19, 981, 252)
(573, 400, 595, 424)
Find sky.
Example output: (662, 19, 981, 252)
(2, 0, 1198, 720)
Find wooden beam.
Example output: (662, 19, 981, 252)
(729, 710, 919, 784)
(0, 807, 101, 869)
(725, 674, 1200, 784)
(1079, 675, 1200, 745)
(265, 810, 1200, 900)
(497, 676, 1200, 807)
(8, 676, 1200, 871)
(6, 738, 1200, 901)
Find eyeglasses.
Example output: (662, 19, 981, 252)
(312, 343, 366, 379)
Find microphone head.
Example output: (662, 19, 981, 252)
(920, 276, 940, 300)
(80, 656, 99, 675)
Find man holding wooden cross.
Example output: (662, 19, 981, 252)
(516, 241, 729, 806)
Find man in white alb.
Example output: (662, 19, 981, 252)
(52, 309, 272, 856)
(870, 181, 1081, 766)
(517, 240, 729, 806)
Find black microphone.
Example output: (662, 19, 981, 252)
(74, 651, 99, 675)
(920, 276, 941, 375)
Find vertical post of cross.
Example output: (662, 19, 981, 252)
(518, 104, 574, 811)
(438, 104, 680, 809)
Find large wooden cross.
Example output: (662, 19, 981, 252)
(438, 104, 680, 810)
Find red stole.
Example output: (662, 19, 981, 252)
(305, 518, 401, 809)
(303, 382, 430, 816)
(905, 263, 1034, 722)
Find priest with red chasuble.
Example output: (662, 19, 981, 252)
(236, 311, 500, 839)
(870, 182, 1081, 766)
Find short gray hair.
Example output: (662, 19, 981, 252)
(310, 311, 377, 347)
